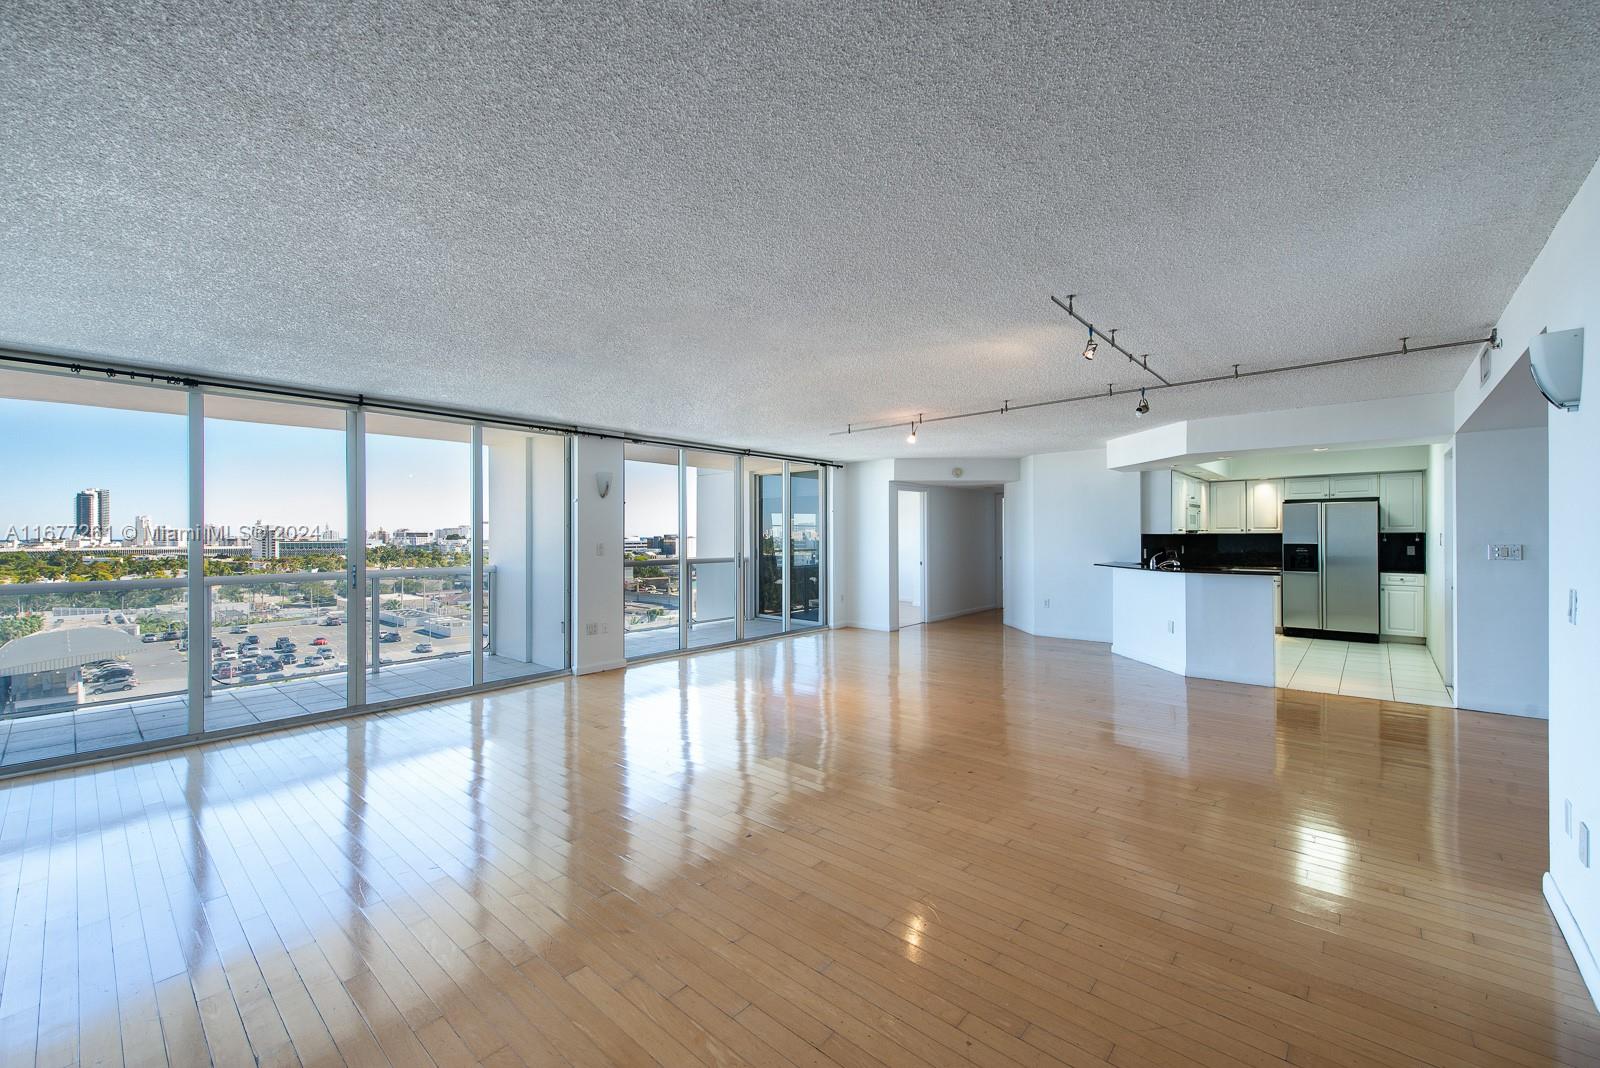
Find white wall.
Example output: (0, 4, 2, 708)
(1424, 442, 1452, 682)
(896, 490, 924, 608)
(839, 460, 894, 630)
(1004, 448, 1141, 642)
(571, 435, 625, 672)
(924, 487, 999, 621)
(1451, 427, 1548, 717)
(1468, 156, 1600, 1006)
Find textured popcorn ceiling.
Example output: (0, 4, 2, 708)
(3, 2, 1597, 461)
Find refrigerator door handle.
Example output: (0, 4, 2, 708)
(1317, 504, 1326, 630)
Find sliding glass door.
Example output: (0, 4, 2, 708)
(788, 462, 825, 628)
(623, 444, 682, 659)
(745, 457, 785, 640)
(685, 450, 738, 648)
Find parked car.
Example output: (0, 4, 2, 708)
(318, 647, 336, 660)
(141, 633, 158, 643)
(243, 634, 260, 646)
(312, 636, 330, 646)
(378, 631, 400, 644)
(274, 636, 294, 650)
(230, 624, 249, 634)
(301, 655, 321, 667)
(96, 665, 136, 681)
(177, 640, 188, 652)
(413, 642, 434, 654)
(211, 636, 223, 648)
(322, 616, 344, 626)
(91, 679, 136, 695)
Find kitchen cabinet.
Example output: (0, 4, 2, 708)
(1208, 481, 1247, 532)
(1379, 471, 1426, 532)
(1172, 473, 1206, 532)
(1247, 479, 1283, 532)
(1380, 573, 1426, 638)
(1329, 473, 1379, 497)
(1284, 477, 1330, 500)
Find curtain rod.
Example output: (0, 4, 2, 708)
(0, 345, 843, 469)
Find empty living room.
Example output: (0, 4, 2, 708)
(2, 2, 1598, 1065)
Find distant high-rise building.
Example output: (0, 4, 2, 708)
(249, 521, 280, 560)
(132, 514, 153, 546)
(73, 488, 111, 538)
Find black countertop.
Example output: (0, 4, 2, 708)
(1097, 561, 1282, 576)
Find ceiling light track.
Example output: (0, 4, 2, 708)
(831, 330, 1496, 438)
(1051, 294, 1170, 386)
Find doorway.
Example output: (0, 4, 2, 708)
(1441, 446, 1455, 693)
(896, 489, 927, 628)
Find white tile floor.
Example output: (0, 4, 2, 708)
(1276, 635, 1452, 705)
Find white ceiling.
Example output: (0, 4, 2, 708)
(2, 2, 1596, 462)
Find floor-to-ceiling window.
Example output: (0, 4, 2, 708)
(364, 413, 476, 701)
(788, 462, 825, 628)
(0, 369, 191, 766)
(744, 457, 786, 639)
(482, 427, 569, 682)
(203, 393, 349, 729)
(685, 450, 739, 648)
(623, 444, 682, 659)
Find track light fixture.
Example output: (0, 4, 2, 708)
(906, 417, 920, 445)
(1082, 326, 1098, 361)
(1134, 388, 1149, 417)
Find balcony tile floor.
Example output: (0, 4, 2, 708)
(1276, 635, 1452, 705)
(0, 653, 560, 768)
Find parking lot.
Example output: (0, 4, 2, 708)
(61, 609, 474, 708)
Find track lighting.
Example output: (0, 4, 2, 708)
(1082, 326, 1098, 361)
(1134, 388, 1149, 417)
(906, 419, 919, 445)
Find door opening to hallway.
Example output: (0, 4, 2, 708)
(897, 488, 927, 628)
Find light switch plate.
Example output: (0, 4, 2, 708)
(1486, 543, 1523, 561)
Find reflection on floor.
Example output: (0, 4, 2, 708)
(625, 615, 787, 659)
(0, 612, 1587, 1066)
(1276, 635, 1452, 704)
(0, 653, 560, 768)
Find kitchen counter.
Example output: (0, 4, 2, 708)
(1107, 566, 1276, 687)
(1097, 561, 1281, 576)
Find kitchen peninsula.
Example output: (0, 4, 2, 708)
(1098, 562, 1278, 686)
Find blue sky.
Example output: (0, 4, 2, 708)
(2, 398, 681, 539)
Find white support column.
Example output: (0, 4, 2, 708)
(524, 435, 536, 665)
(471, 424, 485, 686)
(346, 408, 367, 706)
(185, 391, 207, 735)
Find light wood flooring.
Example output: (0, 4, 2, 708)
(0, 612, 1593, 1066)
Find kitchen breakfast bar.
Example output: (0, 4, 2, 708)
(1098, 562, 1279, 687)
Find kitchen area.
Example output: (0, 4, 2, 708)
(1103, 452, 1452, 705)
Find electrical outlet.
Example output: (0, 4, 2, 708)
(595, 542, 605, 556)
(1043, 598, 1050, 609)
(1486, 543, 1523, 561)
(584, 622, 599, 637)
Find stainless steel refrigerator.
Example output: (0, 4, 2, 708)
(1281, 498, 1380, 641)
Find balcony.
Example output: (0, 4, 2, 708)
(0, 565, 561, 767)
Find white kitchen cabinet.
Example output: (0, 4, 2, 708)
(1172, 473, 1206, 532)
(1379, 471, 1426, 532)
(1380, 574, 1426, 638)
(1208, 481, 1246, 532)
(1329, 473, 1379, 497)
(1283, 477, 1330, 499)
(1246, 479, 1283, 532)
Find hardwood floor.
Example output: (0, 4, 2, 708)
(1, 612, 1593, 1066)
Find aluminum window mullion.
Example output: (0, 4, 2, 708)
(185, 391, 207, 734)
(781, 460, 791, 633)
(346, 408, 367, 707)
(678, 448, 688, 651)
(471, 425, 484, 687)
(734, 456, 744, 645)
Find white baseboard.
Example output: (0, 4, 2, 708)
(926, 603, 998, 624)
(573, 658, 627, 676)
(1544, 872, 1600, 1013)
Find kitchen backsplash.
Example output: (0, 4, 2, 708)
(1140, 533, 1283, 569)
